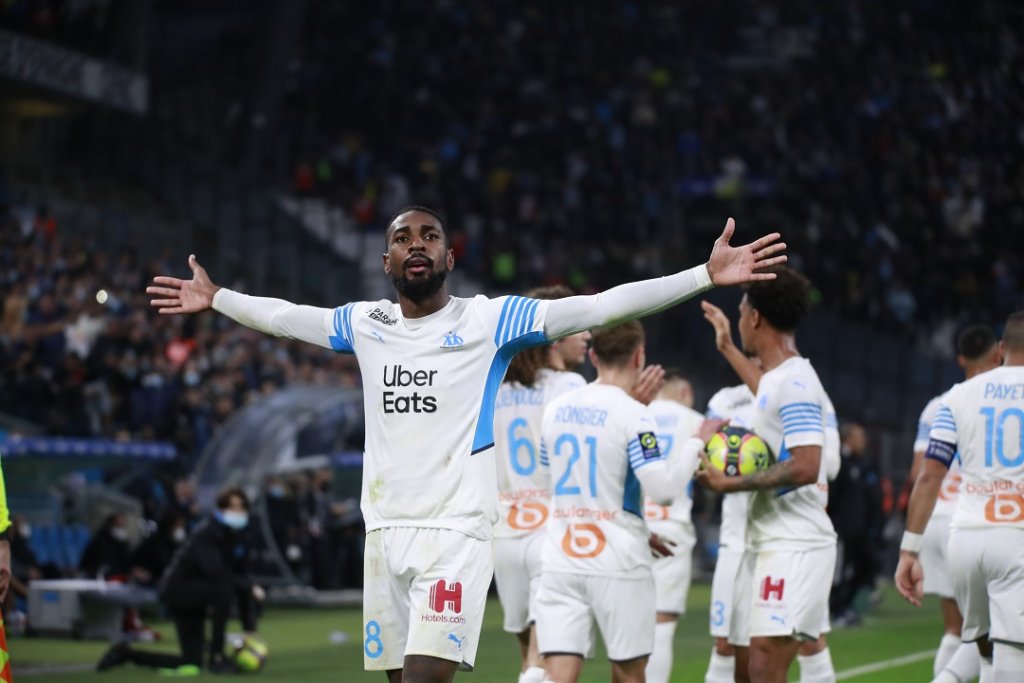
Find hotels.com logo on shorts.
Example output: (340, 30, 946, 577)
(561, 523, 607, 559)
(508, 501, 549, 530)
(421, 580, 467, 624)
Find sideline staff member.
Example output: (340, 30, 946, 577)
(98, 487, 264, 674)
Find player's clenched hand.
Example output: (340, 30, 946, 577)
(147, 254, 220, 315)
(894, 552, 924, 607)
(700, 301, 736, 352)
(631, 364, 666, 405)
(705, 217, 787, 286)
(649, 533, 676, 558)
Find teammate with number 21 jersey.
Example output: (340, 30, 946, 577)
(536, 322, 692, 683)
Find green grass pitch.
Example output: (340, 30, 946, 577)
(12, 584, 946, 681)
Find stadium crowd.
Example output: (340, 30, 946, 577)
(271, 0, 1021, 344)
(0, 201, 360, 453)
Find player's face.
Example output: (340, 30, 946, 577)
(383, 211, 454, 301)
(555, 330, 591, 369)
(738, 294, 756, 354)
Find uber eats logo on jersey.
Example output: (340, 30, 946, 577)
(382, 365, 438, 413)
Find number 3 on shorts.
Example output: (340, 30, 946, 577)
(364, 620, 384, 659)
(711, 600, 726, 627)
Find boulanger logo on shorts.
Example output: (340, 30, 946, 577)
(507, 501, 548, 530)
(644, 500, 670, 521)
(421, 579, 468, 624)
(561, 523, 607, 559)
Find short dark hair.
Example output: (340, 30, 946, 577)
(591, 320, 644, 366)
(955, 324, 997, 360)
(743, 266, 811, 333)
(385, 205, 449, 248)
(216, 486, 250, 511)
(1003, 311, 1024, 352)
(504, 285, 576, 387)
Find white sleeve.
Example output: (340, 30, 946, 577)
(776, 378, 826, 449)
(543, 265, 713, 340)
(631, 412, 699, 504)
(914, 397, 941, 452)
(212, 289, 336, 350)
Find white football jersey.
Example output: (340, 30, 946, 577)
(644, 399, 704, 530)
(928, 366, 1024, 530)
(707, 385, 756, 551)
(326, 295, 550, 540)
(746, 357, 837, 551)
(540, 383, 666, 577)
(493, 369, 587, 538)
(915, 394, 961, 517)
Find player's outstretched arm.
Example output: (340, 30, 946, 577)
(894, 451, 948, 607)
(543, 218, 785, 339)
(148, 255, 335, 350)
(700, 300, 762, 393)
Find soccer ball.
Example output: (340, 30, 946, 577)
(231, 634, 269, 673)
(705, 426, 773, 476)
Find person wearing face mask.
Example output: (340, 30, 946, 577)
(97, 487, 265, 675)
(130, 511, 187, 588)
(79, 513, 133, 580)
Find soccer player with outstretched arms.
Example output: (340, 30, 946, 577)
(897, 311, 1024, 683)
(148, 208, 784, 682)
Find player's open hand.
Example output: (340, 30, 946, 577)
(700, 301, 736, 352)
(894, 552, 924, 607)
(706, 218, 787, 286)
(696, 450, 731, 493)
(648, 533, 676, 558)
(696, 418, 728, 443)
(147, 254, 220, 315)
(631, 364, 666, 405)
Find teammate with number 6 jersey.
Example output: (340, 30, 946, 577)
(897, 311, 1024, 682)
(493, 286, 590, 683)
(535, 322, 693, 683)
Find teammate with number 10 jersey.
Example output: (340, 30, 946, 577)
(898, 311, 1024, 681)
(536, 322, 693, 683)
(493, 286, 590, 683)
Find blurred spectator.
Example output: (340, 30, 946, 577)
(78, 512, 132, 580)
(829, 423, 884, 625)
(130, 511, 187, 588)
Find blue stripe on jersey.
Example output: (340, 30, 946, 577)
(623, 464, 642, 517)
(471, 330, 549, 454)
(933, 406, 957, 432)
(328, 304, 355, 354)
(493, 297, 515, 347)
(539, 439, 549, 467)
(774, 442, 797, 496)
(508, 298, 527, 344)
(779, 402, 822, 413)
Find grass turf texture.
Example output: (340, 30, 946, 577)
(12, 584, 945, 682)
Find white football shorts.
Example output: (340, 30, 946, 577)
(921, 514, 955, 598)
(730, 545, 836, 646)
(493, 531, 546, 633)
(362, 527, 492, 671)
(535, 570, 655, 662)
(949, 526, 1024, 645)
(710, 547, 746, 639)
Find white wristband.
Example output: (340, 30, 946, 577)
(900, 531, 923, 554)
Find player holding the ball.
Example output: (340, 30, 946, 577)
(697, 267, 838, 683)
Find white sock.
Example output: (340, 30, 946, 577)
(932, 672, 960, 683)
(705, 648, 735, 683)
(798, 647, 836, 683)
(943, 643, 982, 682)
(519, 666, 546, 683)
(979, 655, 993, 683)
(936, 633, 962, 676)
(993, 641, 1024, 683)
(645, 621, 677, 683)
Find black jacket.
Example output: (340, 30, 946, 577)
(158, 516, 256, 630)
